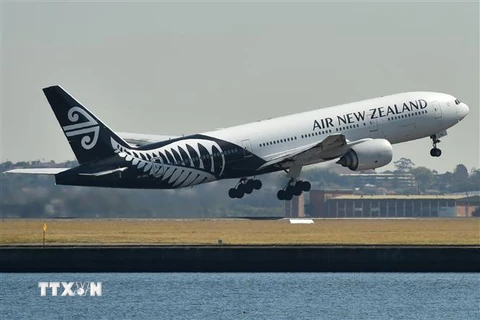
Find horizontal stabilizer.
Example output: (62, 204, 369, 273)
(77, 167, 128, 177)
(4, 168, 69, 175)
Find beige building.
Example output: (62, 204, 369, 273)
(285, 190, 479, 218)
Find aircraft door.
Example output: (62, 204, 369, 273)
(367, 112, 378, 132)
(241, 139, 252, 158)
(432, 101, 442, 119)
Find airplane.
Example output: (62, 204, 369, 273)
(5, 86, 469, 201)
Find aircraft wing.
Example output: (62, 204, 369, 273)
(117, 132, 179, 147)
(258, 134, 371, 170)
(4, 168, 69, 174)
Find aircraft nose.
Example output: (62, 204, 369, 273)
(457, 102, 469, 120)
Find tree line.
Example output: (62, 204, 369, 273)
(1, 159, 478, 218)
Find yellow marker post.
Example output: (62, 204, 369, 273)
(42, 223, 47, 247)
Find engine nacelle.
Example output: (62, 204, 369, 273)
(336, 139, 393, 171)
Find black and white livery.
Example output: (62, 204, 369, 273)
(6, 86, 469, 201)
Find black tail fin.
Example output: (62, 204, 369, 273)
(43, 85, 131, 164)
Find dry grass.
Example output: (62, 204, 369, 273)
(1, 219, 479, 245)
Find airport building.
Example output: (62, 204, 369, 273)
(284, 195, 305, 218)
(285, 190, 479, 218)
(339, 173, 417, 189)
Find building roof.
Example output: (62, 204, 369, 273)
(331, 195, 465, 200)
(456, 195, 480, 203)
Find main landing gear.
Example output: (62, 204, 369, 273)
(228, 178, 262, 199)
(276, 164, 310, 201)
(430, 134, 442, 157)
(277, 179, 311, 201)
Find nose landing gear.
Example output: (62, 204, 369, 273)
(430, 134, 442, 157)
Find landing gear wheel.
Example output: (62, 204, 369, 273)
(284, 192, 293, 201)
(237, 183, 246, 193)
(228, 188, 237, 199)
(430, 148, 442, 157)
(244, 181, 254, 194)
(285, 185, 295, 195)
(277, 190, 286, 201)
(252, 179, 262, 190)
(302, 181, 311, 192)
(229, 188, 244, 199)
(293, 183, 303, 196)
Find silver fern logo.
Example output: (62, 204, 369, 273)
(111, 138, 225, 188)
(62, 107, 99, 150)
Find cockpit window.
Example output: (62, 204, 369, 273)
(455, 99, 461, 105)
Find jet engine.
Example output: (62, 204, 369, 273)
(336, 139, 393, 171)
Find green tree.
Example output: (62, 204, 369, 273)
(453, 164, 469, 182)
(455, 168, 480, 192)
(410, 166, 434, 193)
(394, 157, 415, 173)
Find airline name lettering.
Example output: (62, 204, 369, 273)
(313, 99, 427, 131)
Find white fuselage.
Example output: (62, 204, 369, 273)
(204, 91, 468, 168)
